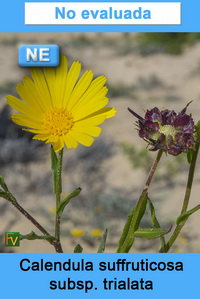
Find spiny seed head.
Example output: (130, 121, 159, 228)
(128, 103, 195, 156)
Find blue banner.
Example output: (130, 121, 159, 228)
(0, 0, 199, 32)
(0, 253, 199, 298)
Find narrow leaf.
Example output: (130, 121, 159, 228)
(147, 197, 161, 228)
(0, 176, 9, 192)
(176, 205, 200, 226)
(50, 146, 58, 194)
(133, 193, 148, 232)
(147, 196, 167, 250)
(97, 229, 107, 253)
(116, 207, 135, 252)
(74, 244, 83, 253)
(0, 190, 8, 198)
(132, 227, 171, 239)
(20, 231, 56, 241)
(117, 194, 148, 253)
(57, 187, 82, 215)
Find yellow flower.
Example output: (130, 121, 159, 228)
(50, 206, 56, 214)
(7, 56, 117, 152)
(70, 229, 85, 237)
(174, 248, 183, 253)
(177, 236, 187, 244)
(90, 229, 103, 237)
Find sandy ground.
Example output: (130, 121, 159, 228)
(0, 32, 200, 253)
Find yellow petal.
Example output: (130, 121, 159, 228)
(73, 97, 109, 121)
(33, 134, 49, 141)
(7, 95, 29, 115)
(43, 67, 56, 106)
(53, 137, 64, 152)
(17, 78, 45, 114)
(23, 128, 48, 134)
(74, 107, 117, 126)
(46, 135, 59, 143)
(63, 134, 78, 149)
(67, 70, 94, 111)
(73, 125, 102, 137)
(77, 107, 117, 123)
(74, 114, 106, 126)
(55, 55, 68, 106)
(12, 113, 43, 130)
(84, 107, 117, 120)
(30, 68, 53, 109)
(71, 131, 94, 147)
(7, 95, 42, 122)
(63, 61, 81, 107)
(71, 77, 108, 114)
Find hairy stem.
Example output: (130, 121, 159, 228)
(117, 149, 163, 253)
(54, 149, 63, 253)
(7, 195, 63, 253)
(160, 142, 200, 253)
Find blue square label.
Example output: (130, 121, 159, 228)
(18, 45, 60, 67)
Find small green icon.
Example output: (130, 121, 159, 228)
(5, 232, 20, 246)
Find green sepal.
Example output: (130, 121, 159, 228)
(187, 121, 200, 164)
(0, 176, 9, 192)
(50, 146, 58, 194)
(97, 229, 107, 253)
(20, 231, 56, 241)
(187, 148, 193, 164)
(57, 187, 82, 215)
(74, 244, 83, 253)
(195, 120, 200, 140)
(132, 227, 171, 240)
(176, 205, 200, 226)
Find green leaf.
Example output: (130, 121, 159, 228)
(132, 227, 171, 240)
(97, 229, 107, 253)
(176, 205, 200, 226)
(117, 193, 148, 253)
(116, 207, 135, 252)
(0, 190, 8, 198)
(50, 146, 58, 194)
(57, 187, 82, 215)
(147, 197, 161, 228)
(20, 231, 56, 241)
(187, 148, 194, 164)
(147, 196, 167, 250)
(0, 176, 9, 192)
(74, 244, 83, 253)
(133, 193, 148, 231)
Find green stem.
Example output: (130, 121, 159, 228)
(54, 149, 63, 253)
(3, 193, 63, 253)
(117, 149, 163, 253)
(160, 142, 200, 253)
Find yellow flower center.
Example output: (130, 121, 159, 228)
(159, 124, 176, 139)
(44, 107, 74, 136)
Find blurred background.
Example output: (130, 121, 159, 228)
(0, 32, 200, 253)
